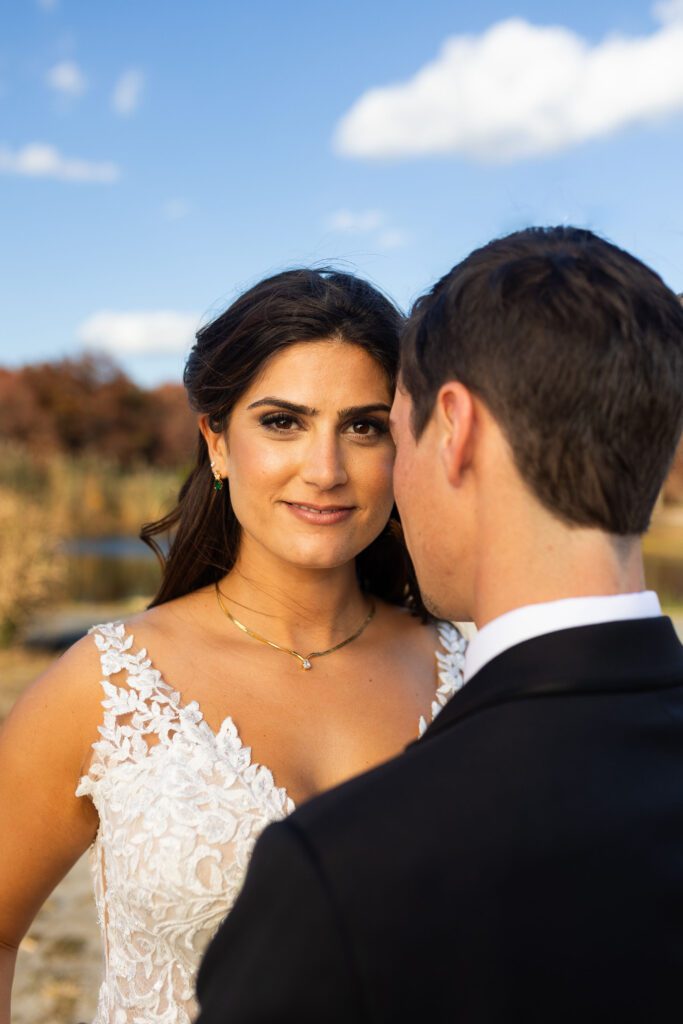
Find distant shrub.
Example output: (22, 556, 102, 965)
(0, 443, 182, 539)
(0, 487, 65, 646)
(0, 354, 196, 468)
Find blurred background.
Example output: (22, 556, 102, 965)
(2, 1, 683, 1020)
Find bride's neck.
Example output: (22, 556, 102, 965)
(218, 546, 369, 652)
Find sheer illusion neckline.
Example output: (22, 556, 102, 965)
(85, 619, 467, 813)
(200, 711, 298, 808)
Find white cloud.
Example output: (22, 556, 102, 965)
(0, 143, 119, 183)
(334, 12, 683, 163)
(37, 0, 58, 10)
(78, 311, 198, 355)
(112, 70, 144, 116)
(46, 60, 87, 97)
(326, 208, 384, 232)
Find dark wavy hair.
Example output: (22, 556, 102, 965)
(142, 268, 429, 616)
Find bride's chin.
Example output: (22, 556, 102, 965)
(276, 540, 362, 572)
(284, 552, 357, 572)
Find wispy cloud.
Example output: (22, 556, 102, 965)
(37, 0, 58, 11)
(325, 208, 384, 233)
(78, 311, 198, 355)
(0, 143, 119, 183)
(324, 208, 408, 250)
(46, 60, 87, 97)
(161, 198, 192, 222)
(334, 6, 683, 163)
(376, 229, 408, 251)
(111, 70, 144, 116)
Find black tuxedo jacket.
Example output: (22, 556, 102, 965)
(196, 617, 683, 1023)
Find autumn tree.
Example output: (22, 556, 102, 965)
(0, 354, 195, 467)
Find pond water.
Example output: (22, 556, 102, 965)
(63, 536, 162, 603)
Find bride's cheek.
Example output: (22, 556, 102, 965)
(362, 448, 396, 526)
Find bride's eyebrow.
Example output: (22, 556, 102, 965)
(336, 403, 391, 419)
(246, 398, 391, 419)
(247, 398, 318, 415)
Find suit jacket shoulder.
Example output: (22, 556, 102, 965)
(196, 813, 362, 1023)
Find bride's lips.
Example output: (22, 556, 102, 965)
(282, 501, 356, 525)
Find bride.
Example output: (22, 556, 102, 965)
(0, 268, 466, 1023)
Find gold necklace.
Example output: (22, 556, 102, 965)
(214, 583, 376, 670)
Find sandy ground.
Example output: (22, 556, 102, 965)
(4, 613, 683, 1022)
(12, 858, 101, 1024)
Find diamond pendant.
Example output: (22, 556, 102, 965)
(301, 659, 312, 670)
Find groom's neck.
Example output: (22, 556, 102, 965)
(470, 506, 646, 631)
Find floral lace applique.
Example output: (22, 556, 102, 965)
(76, 622, 293, 1024)
(75, 618, 466, 1022)
(418, 621, 467, 738)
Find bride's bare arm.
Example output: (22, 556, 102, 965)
(0, 636, 102, 1023)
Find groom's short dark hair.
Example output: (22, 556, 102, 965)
(401, 226, 683, 535)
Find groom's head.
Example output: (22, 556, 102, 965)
(392, 226, 683, 619)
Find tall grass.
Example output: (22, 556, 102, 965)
(0, 443, 183, 538)
(0, 444, 182, 643)
(0, 486, 65, 644)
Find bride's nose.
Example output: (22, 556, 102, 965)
(300, 430, 348, 490)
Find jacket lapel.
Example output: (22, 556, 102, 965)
(417, 616, 683, 746)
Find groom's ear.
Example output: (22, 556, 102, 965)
(436, 382, 476, 488)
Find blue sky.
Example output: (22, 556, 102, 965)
(2, 0, 683, 385)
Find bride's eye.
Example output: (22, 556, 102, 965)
(259, 412, 300, 432)
(345, 419, 389, 440)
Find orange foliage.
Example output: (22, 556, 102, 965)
(0, 355, 196, 468)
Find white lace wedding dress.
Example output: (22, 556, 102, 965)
(75, 619, 466, 1023)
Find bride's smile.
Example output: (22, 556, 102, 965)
(282, 501, 356, 525)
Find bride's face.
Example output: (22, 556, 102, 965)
(209, 340, 395, 572)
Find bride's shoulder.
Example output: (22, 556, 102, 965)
(18, 591, 198, 710)
(4, 630, 114, 775)
(99, 584, 214, 650)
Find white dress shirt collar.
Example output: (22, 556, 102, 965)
(464, 591, 663, 684)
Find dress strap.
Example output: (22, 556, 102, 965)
(418, 621, 468, 737)
(89, 621, 180, 697)
(76, 622, 187, 799)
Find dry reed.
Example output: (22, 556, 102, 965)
(0, 444, 182, 643)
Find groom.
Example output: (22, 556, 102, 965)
(196, 227, 683, 1022)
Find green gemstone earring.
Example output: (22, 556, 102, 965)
(210, 460, 224, 492)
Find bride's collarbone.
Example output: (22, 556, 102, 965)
(117, 603, 439, 795)
(137, 598, 437, 709)
(196, 646, 426, 730)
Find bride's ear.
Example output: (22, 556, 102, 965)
(436, 382, 475, 488)
(198, 414, 229, 474)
